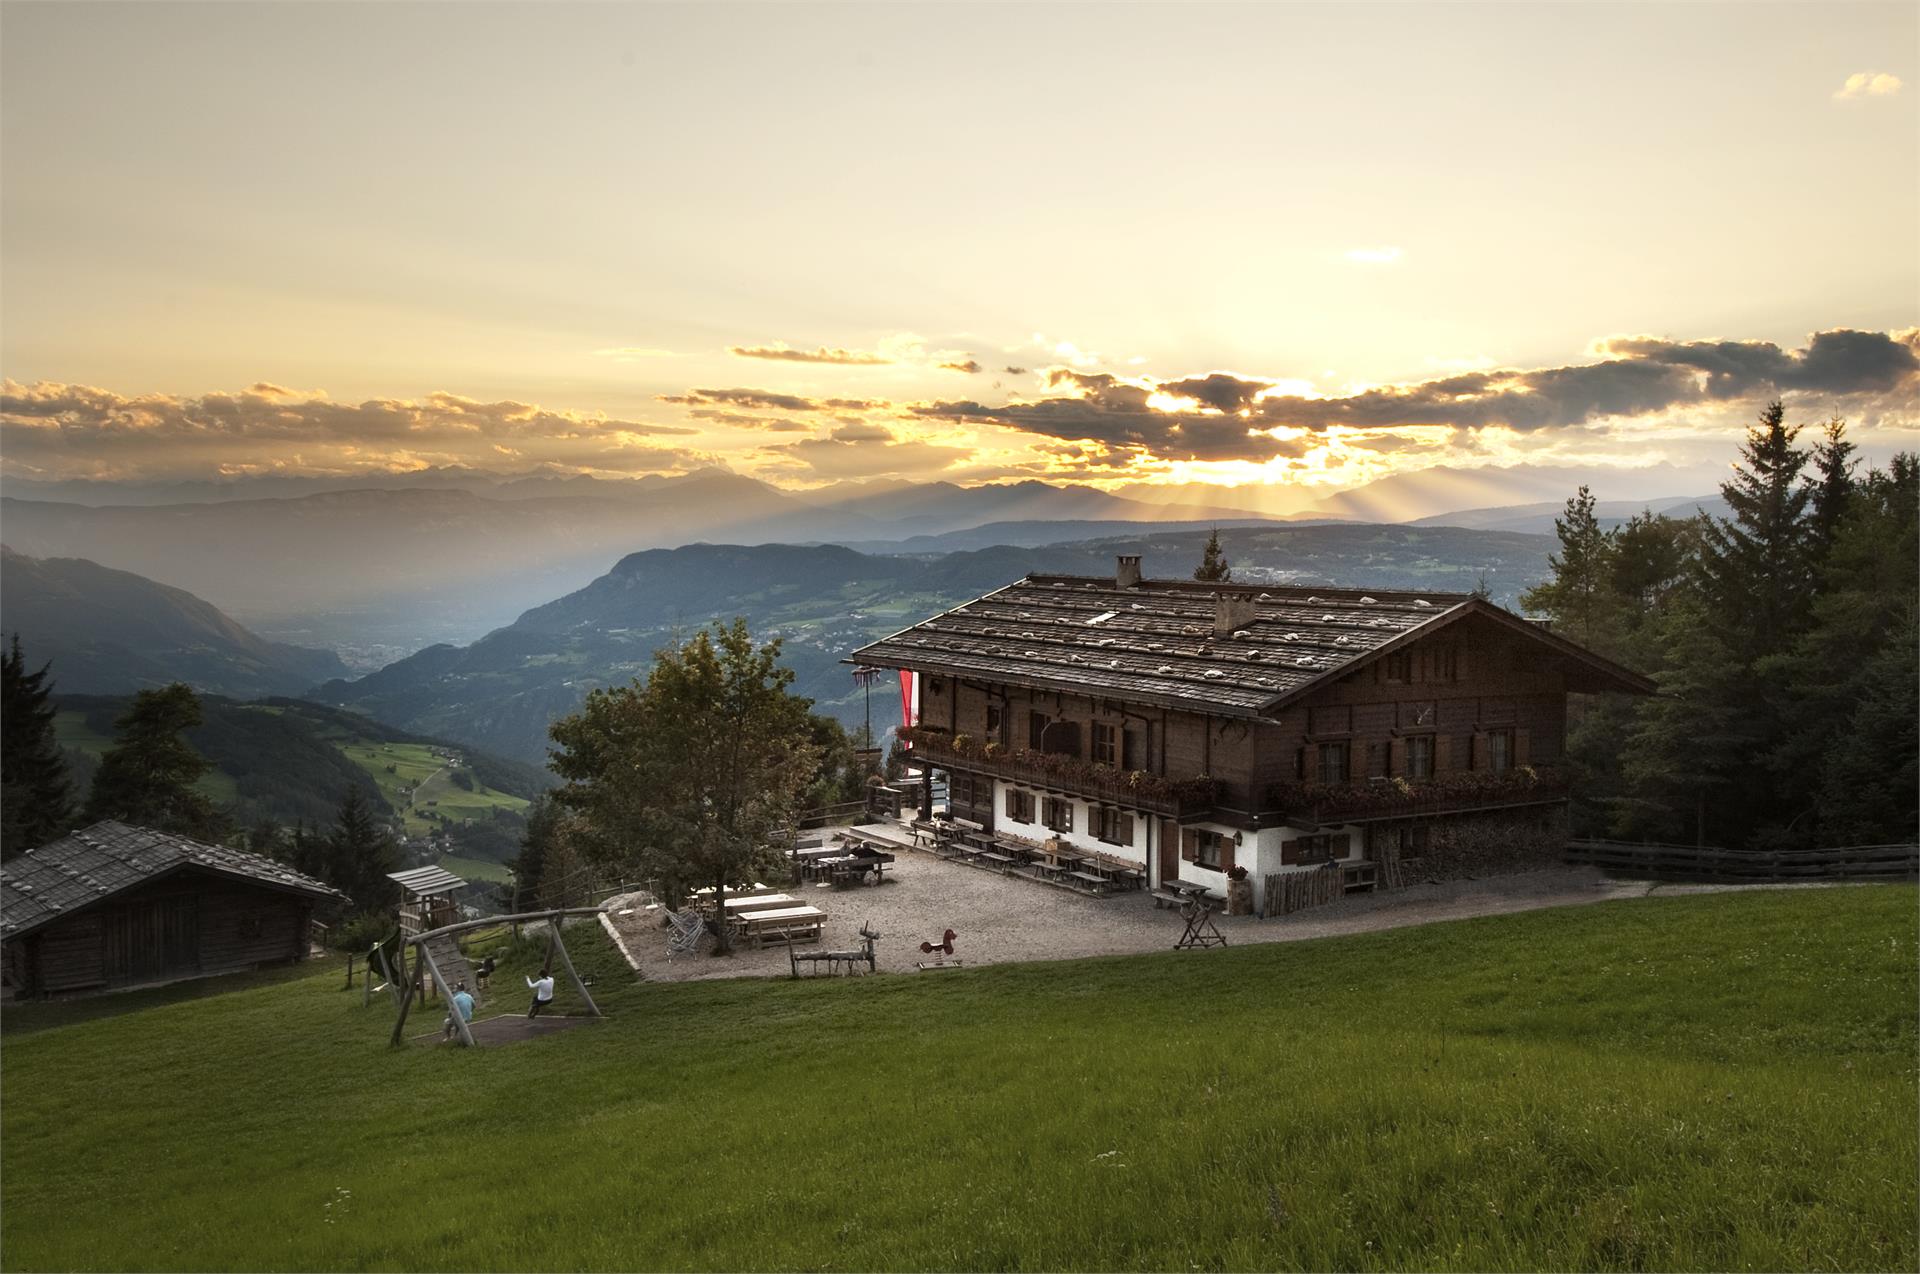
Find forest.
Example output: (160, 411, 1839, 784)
(1523, 404, 1916, 850)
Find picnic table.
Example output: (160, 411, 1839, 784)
(721, 893, 799, 914)
(733, 904, 828, 946)
(1066, 869, 1113, 892)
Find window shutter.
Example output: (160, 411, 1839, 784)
(1349, 741, 1368, 780)
(1220, 836, 1237, 875)
(1116, 812, 1134, 846)
(1434, 734, 1452, 773)
(1515, 728, 1531, 767)
(1182, 828, 1199, 862)
(1389, 738, 1405, 777)
(1295, 746, 1306, 780)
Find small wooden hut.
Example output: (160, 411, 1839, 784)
(388, 864, 467, 936)
(0, 821, 344, 998)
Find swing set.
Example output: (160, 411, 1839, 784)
(357, 907, 611, 1047)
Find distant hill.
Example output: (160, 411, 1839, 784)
(0, 473, 1291, 653)
(1, 546, 347, 697)
(52, 695, 548, 862)
(322, 523, 1555, 764)
(1408, 494, 1730, 535)
(1308, 463, 1727, 523)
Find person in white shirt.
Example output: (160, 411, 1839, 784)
(526, 968, 556, 1018)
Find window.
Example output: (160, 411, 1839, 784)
(1405, 735, 1434, 780)
(1091, 806, 1134, 846)
(1281, 832, 1351, 865)
(1091, 721, 1118, 766)
(1185, 828, 1231, 871)
(1318, 741, 1349, 785)
(1005, 787, 1035, 822)
(1042, 797, 1074, 833)
(1487, 729, 1514, 774)
(1433, 646, 1459, 681)
(1382, 651, 1413, 683)
(986, 704, 1003, 741)
(1028, 711, 1050, 750)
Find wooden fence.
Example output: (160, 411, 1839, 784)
(1565, 840, 1918, 882)
(1264, 865, 1344, 916)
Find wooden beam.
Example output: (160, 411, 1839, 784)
(546, 918, 602, 1019)
(418, 941, 477, 1049)
(387, 946, 416, 1048)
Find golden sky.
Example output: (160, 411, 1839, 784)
(2, 2, 1915, 498)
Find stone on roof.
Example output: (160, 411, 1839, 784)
(1, 821, 345, 940)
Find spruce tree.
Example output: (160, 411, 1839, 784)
(1520, 486, 1614, 647)
(1193, 528, 1232, 582)
(1, 635, 74, 858)
(1696, 400, 1813, 659)
(325, 784, 401, 911)
(83, 683, 223, 840)
(1807, 416, 1857, 568)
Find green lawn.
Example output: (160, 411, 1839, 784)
(2, 887, 1914, 1271)
(435, 852, 513, 884)
(338, 740, 529, 835)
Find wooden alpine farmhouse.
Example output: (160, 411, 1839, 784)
(1, 821, 343, 998)
(851, 557, 1655, 896)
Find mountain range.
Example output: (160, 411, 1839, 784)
(1, 547, 346, 696)
(318, 523, 1560, 764)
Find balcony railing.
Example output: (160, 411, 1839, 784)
(1265, 766, 1571, 824)
(900, 727, 1220, 818)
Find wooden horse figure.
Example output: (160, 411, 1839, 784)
(789, 922, 882, 978)
(915, 928, 961, 970)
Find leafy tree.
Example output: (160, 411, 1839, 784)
(549, 619, 819, 953)
(1, 635, 74, 858)
(1520, 486, 1614, 646)
(83, 683, 223, 840)
(1193, 528, 1232, 582)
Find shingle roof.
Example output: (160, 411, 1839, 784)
(1, 821, 345, 940)
(848, 573, 1654, 717)
(387, 865, 468, 897)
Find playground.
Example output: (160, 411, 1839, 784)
(604, 822, 1684, 983)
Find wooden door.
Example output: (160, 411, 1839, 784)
(1158, 819, 1181, 885)
(104, 897, 200, 985)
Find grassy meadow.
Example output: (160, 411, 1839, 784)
(339, 739, 530, 836)
(2, 886, 1914, 1271)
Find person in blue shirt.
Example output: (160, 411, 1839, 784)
(443, 980, 477, 1041)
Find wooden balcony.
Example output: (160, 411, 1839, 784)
(900, 727, 1221, 819)
(1265, 766, 1571, 826)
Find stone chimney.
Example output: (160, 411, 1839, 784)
(1115, 554, 1143, 589)
(1213, 590, 1258, 636)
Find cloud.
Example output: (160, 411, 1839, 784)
(0, 381, 705, 480)
(1834, 71, 1903, 101)
(660, 387, 884, 413)
(912, 327, 1919, 466)
(728, 343, 891, 365)
(939, 359, 983, 374)
(1003, 366, 1029, 375)
(763, 422, 970, 480)
(1345, 246, 1403, 264)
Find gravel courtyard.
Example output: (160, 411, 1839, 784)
(601, 822, 1718, 982)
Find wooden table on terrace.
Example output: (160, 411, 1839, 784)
(721, 893, 800, 914)
(732, 905, 828, 946)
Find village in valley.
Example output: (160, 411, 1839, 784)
(2, 3, 1916, 1271)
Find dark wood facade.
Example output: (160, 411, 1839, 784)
(7, 867, 317, 997)
(857, 567, 1653, 890)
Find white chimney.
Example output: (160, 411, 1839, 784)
(1116, 555, 1143, 588)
